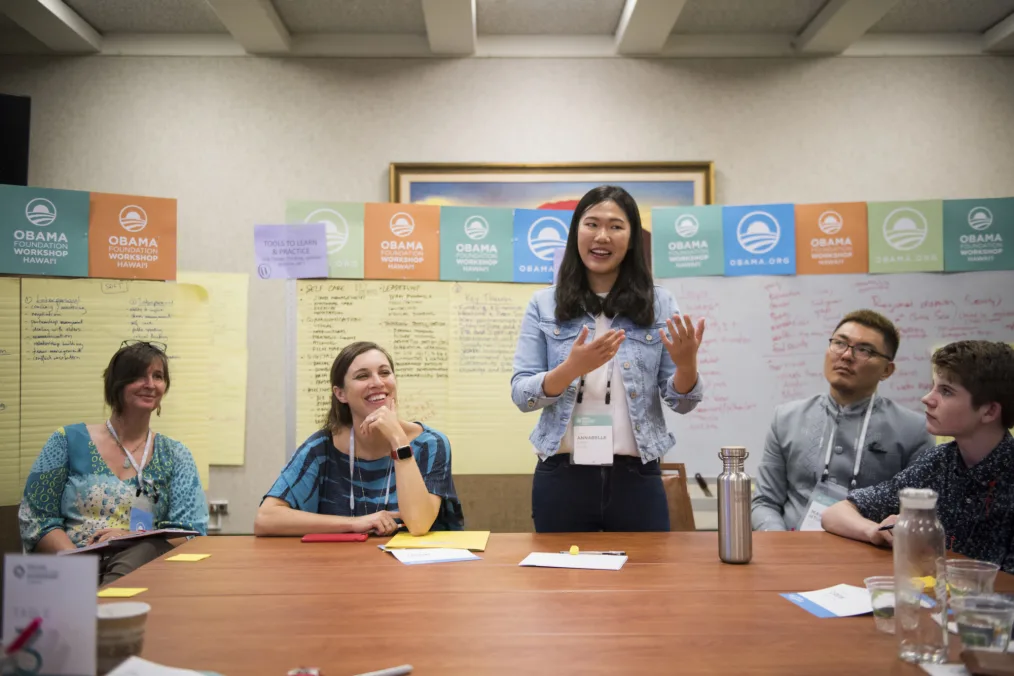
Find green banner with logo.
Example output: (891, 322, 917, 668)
(651, 206, 724, 277)
(439, 206, 514, 282)
(943, 198, 1014, 272)
(0, 184, 90, 277)
(867, 200, 944, 273)
(285, 200, 364, 279)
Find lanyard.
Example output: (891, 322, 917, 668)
(106, 420, 152, 493)
(576, 314, 615, 406)
(576, 371, 612, 405)
(820, 392, 876, 490)
(348, 431, 392, 513)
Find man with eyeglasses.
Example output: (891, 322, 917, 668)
(751, 309, 934, 532)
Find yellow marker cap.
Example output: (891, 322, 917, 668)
(569, 545, 579, 555)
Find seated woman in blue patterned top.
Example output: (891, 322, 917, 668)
(256, 341, 464, 537)
(20, 340, 208, 584)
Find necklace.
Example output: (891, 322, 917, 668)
(106, 420, 150, 470)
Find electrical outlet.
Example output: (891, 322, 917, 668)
(209, 500, 229, 515)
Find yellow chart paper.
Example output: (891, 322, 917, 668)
(296, 280, 544, 474)
(20, 279, 211, 488)
(296, 281, 450, 445)
(447, 282, 541, 474)
(0, 279, 20, 505)
(177, 272, 249, 465)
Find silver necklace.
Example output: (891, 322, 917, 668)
(108, 423, 147, 468)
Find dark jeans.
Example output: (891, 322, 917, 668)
(99, 538, 175, 586)
(532, 454, 671, 532)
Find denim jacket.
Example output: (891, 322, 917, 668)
(511, 285, 704, 462)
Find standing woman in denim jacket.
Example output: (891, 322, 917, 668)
(511, 185, 706, 532)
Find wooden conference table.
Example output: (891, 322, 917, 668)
(119, 533, 1014, 675)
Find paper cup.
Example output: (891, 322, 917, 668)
(97, 602, 151, 675)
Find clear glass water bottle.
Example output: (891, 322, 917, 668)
(718, 446, 751, 564)
(894, 487, 948, 664)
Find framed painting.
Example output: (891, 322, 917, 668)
(389, 162, 715, 230)
(391, 162, 714, 272)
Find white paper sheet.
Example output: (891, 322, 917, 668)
(108, 657, 207, 675)
(781, 583, 873, 618)
(388, 548, 480, 565)
(518, 552, 627, 571)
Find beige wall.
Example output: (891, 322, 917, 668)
(1, 55, 1012, 533)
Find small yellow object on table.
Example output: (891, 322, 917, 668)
(569, 545, 579, 555)
(97, 588, 147, 598)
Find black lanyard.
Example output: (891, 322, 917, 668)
(576, 372, 612, 405)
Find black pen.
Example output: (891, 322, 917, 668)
(695, 473, 712, 498)
(878, 525, 895, 531)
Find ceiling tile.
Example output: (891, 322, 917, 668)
(63, 0, 227, 34)
(477, 0, 626, 35)
(870, 0, 1014, 33)
(673, 0, 827, 34)
(273, 0, 426, 34)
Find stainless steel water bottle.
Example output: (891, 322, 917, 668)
(718, 446, 752, 564)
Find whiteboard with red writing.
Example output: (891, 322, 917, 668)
(660, 271, 1014, 476)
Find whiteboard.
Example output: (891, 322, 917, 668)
(659, 271, 1014, 477)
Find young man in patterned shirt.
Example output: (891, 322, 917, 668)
(822, 340, 1014, 572)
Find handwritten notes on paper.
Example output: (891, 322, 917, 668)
(0, 279, 19, 505)
(177, 272, 249, 465)
(296, 281, 450, 444)
(296, 281, 542, 473)
(19, 279, 211, 488)
(449, 283, 539, 473)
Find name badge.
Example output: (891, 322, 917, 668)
(572, 404, 613, 466)
(798, 481, 849, 531)
(130, 494, 154, 532)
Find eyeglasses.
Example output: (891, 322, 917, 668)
(828, 337, 892, 363)
(120, 339, 167, 353)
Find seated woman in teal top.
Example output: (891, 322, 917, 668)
(19, 340, 208, 584)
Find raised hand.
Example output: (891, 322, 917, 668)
(564, 326, 626, 378)
(360, 403, 405, 448)
(660, 314, 705, 369)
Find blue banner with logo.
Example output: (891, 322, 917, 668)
(722, 204, 796, 276)
(512, 209, 572, 283)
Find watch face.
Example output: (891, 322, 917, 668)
(396, 445, 413, 460)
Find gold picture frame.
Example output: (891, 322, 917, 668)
(389, 162, 715, 221)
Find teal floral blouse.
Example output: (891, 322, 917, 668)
(19, 424, 208, 551)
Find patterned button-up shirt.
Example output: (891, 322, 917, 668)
(848, 433, 1014, 573)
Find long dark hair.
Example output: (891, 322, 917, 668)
(103, 341, 170, 416)
(554, 185, 655, 326)
(323, 341, 395, 432)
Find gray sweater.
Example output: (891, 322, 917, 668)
(751, 393, 935, 531)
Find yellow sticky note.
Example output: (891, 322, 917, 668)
(98, 587, 147, 598)
(165, 553, 210, 562)
(384, 530, 490, 552)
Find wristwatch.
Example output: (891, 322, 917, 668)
(391, 444, 413, 461)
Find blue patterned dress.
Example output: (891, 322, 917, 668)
(19, 424, 208, 551)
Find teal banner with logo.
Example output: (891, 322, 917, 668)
(0, 184, 90, 276)
(943, 198, 1014, 272)
(651, 205, 725, 277)
(439, 206, 514, 282)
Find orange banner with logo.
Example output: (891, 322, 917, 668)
(364, 203, 440, 280)
(89, 192, 177, 280)
(794, 202, 868, 275)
